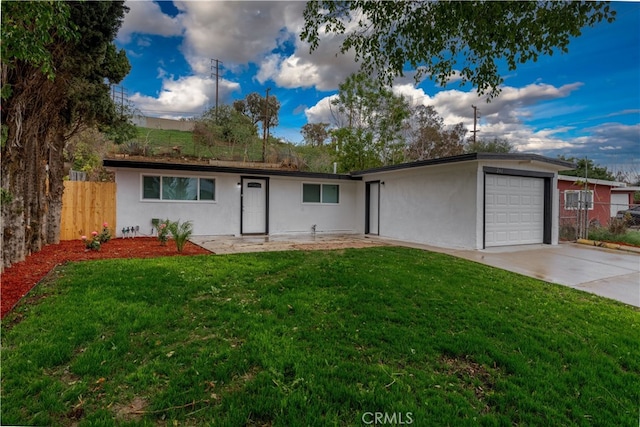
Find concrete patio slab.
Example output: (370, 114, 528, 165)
(190, 234, 387, 255)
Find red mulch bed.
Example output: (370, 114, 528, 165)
(1, 238, 210, 319)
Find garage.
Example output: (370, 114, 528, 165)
(485, 173, 545, 247)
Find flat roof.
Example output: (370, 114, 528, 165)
(103, 158, 360, 181)
(104, 152, 575, 180)
(351, 153, 575, 176)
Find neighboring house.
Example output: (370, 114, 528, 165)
(104, 153, 573, 250)
(557, 175, 638, 226)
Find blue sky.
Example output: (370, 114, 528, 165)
(115, 1, 640, 176)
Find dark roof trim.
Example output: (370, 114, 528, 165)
(103, 159, 361, 181)
(351, 153, 575, 176)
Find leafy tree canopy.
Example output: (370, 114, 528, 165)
(330, 73, 410, 171)
(559, 156, 615, 181)
(465, 137, 515, 154)
(233, 92, 281, 129)
(302, 1, 616, 98)
(405, 105, 466, 161)
(301, 122, 330, 147)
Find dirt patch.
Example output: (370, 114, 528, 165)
(439, 354, 499, 412)
(113, 396, 149, 421)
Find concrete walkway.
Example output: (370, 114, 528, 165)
(190, 234, 387, 255)
(190, 234, 640, 308)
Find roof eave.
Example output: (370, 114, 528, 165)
(103, 158, 361, 181)
(350, 153, 575, 176)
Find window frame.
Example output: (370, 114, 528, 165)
(564, 190, 593, 211)
(141, 174, 216, 202)
(301, 182, 340, 205)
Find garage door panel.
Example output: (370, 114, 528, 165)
(485, 175, 544, 247)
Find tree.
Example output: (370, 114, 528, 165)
(301, 122, 330, 147)
(194, 104, 259, 159)
(330, 73, 410, 171)
(233, 92, 280, 130)
(559, 157, 615, 181)
(465, 137, 515, 154)
(1, 1, 130, 269)
(404, 105, 467, 160)
(302, 1, 616, 98)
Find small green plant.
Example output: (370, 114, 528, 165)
(97, 222, 111, 243)
(168, 219, 193, 252)
(157, 219, 171, 246)
(81, 231, 101, 251)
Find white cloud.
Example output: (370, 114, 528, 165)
(118, 1, 363, 93)
(130, 75, 240, 119)
(118, 1, 183, 43)
(303, 80, 604, 159)
(304, 95, 338, 124)
(174, 2, 306, 71)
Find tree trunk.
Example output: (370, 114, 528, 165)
(45, 128, 66, 245)
(1, 70, 65, 270)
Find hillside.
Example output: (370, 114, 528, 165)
(109, 127, 334, 173)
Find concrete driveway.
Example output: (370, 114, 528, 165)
(394, 240, 640, 308)
(191, 235, 639, 308)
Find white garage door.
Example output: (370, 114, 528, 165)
(485, 174, 544, 247)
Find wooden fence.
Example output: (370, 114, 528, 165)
(60, 181, 116, 240)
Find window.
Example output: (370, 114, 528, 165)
(564, 190, 593, 210)
(142, 175, 215, 201)
(322, 184, 339, 203)
(302, 183, 340, 204)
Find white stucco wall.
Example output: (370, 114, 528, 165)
(268, 177, 361, 235)
(363, 161, 480, 249)
(111, 156, 564, 248)
(112, 168, 360, 237)
(113, 168, 241, 236)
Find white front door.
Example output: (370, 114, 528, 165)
(242, 178, 267, 234)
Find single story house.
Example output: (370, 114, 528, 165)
(104, 153, 574, 250)
(557, 175, 639, 226)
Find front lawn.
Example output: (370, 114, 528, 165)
(1, 247, 638, 426)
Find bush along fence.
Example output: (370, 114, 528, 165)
(559, 191, 638, 241)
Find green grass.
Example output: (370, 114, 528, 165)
(135, 127, 200, 157)
(132, 127, 272, 162)
(1, 247, 638, 426)
(588, 228, 640, 247)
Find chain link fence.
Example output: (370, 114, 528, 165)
(559, 190, 636, 240)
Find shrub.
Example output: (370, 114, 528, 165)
(98, 222, 112, 243)
(82, 231, 101, 251)
(168, 220, 193, 252)
(608, 217, 628, 235)
(157, 219, 171, 246)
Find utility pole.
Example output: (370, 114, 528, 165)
(111, 85, 128, 118)
(470, 105, 479, 144)
(262, 87, 270, 162)
(210, 58, 222, 120)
